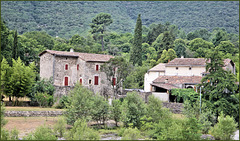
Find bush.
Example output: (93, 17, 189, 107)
(64, 84, 95, 125)
(1, 128, 10, 140)
(118, 127, 126, 137)
(210, 112, 237, 140)
(0, 127, 19, 140)
(9, 128, 19, 140)
(91, 95, 110, 126)
(54, 95, 69, 109)
(121, 128, 142, 140)
(121, 92, 146, 128)
(111, 99, 122, 127)
(1, 103, 8, 127)
(35, 92, 54, 107)
(147, 95, 172, 122)
(53, 116, 67, 138)
(23, 125, 57, 140)
(65, 119, 100, 140)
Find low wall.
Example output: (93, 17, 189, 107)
(4, 111, 63, 117)
(162, 102, 183, 114)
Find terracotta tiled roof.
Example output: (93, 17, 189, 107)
(153, 75, 202, 84)
(166, 58, 206, 66)
(151, 83, 179, 90)
(39, 50, 114, 62)
(149, 63, 165, 72)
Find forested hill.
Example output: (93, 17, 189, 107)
(1, 1, 239, 39)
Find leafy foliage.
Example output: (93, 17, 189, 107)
(65, 119, 100, 140)
(23, 125, 57, 140)
(111, 99, 122, 127)
(171, 88, 199, 103)
(35, 92, 54, 107)
(210, 112, 237, 140)
(53, 116, 67, 138)
(121, 92, 146, 128)
(130, 14, 142, 66)
(121, 128, 142, 140)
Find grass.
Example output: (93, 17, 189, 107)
(173, 113, 185, 119)
(5, 106, 65, 111)
(4, 117, 61, 138)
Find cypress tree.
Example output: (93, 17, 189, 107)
(12, 30, 18, 61)
(130, 14, 142, 66)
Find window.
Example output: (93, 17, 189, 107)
(94, 76, 99, 85)
(176, 67, 178, 70)
(189, 67, 191, 70)
(64, 77, 68, 86)
(112, 78, 116, 86)
(96, 65, 99, 71)
(77, 64, 79, 70)
(89, 79, 92, 85)
(79, 78, 82, 85)
(65, 64, 68, 70)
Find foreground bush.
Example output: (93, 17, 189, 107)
(121, 128, 142, 140)
(53, 116, 67, 138)
(65, 119, 100, 140)
(210, 112, 237, 140)
(23, 125, 57, 140)
(54, 95, 69, 109)
(121, 92, 146, 128)
(35, 92, 54, 107)
(64, 84, 95, 125)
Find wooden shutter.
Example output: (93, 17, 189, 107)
(65, 64, 68, 70)
(77, 64, 79, 70)
(112, 78, 116, 86)
(80, 78, 82, 85)
(96, 65, 99, 71)
(94, 76, 99, 85)
(64, 77, 68, 86)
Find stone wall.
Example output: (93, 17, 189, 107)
(162, 102, 183, 114)
(54, 85, 74, 99)
(4, 111, 63, 117)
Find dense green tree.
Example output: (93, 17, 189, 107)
(7, 58, 36, 99)
(1, 58, 11, 99)
(211, 29, 229, 46)
(64, 84, 95, 125)
(124, 65, 150, 89)
(121, 92, 146, 128)
(90, 13, 113, 51)
(174, 38, 186, 57)
(101, 57, 131, 99)
(130, 14, 143, 66)
(111, 99, 122, 127)
(217, 41, 237, 55)
(1, 20, 13, 64)
(199, 47, 239, 123)
(157, 49, 177, 64)
(12, 30, 18, 60)
(147, 23, 165, 45)
(188, 38, 214, 57)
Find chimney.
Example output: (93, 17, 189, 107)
(181, 56, 184, 58)
(165, 79, 168, 83)
(70, 48, 74, 52)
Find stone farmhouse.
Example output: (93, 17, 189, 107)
(39, 49, 114, 97)
(144, 58, 236, 102)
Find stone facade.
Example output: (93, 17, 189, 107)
(39, 50, 114, 97)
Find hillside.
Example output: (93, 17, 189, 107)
(1, 1, 239, 39)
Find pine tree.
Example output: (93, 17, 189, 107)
(12, 30, 18, 60)
(130, 14, 142, 66)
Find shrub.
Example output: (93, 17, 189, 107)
(64, 84, 95, 125)
(121, 128, 142, 140)
(210, 112, 237, 140)
(53, 116, 67, 138)
(91, 94, 110, 126)
(35, 92, 53, 107)
(147, 95, 172, 122)
(118, 127, 126, 137)
(55, 95, 69, 109)
(9, 128, 19, 140)
(1, 103, 7, 127)
(1, 128, 10, 140)
(23, 125, 57, 140)
(121, 92, 146, 128)
(111, 99, 122, 127)
(65, 119, 100, 140)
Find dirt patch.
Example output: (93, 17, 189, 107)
(4, 117, 60, 138)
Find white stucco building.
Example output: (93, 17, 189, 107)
(144, 58, 236, 102)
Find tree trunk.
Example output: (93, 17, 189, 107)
(9, 96, 11, 102)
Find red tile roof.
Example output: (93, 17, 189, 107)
(149, 63, 165, 72)
(166, 58, 206, 66)
(39, 50, 114, 62)
(153, 75, 202, 84)
(151, 83, 179, 90)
